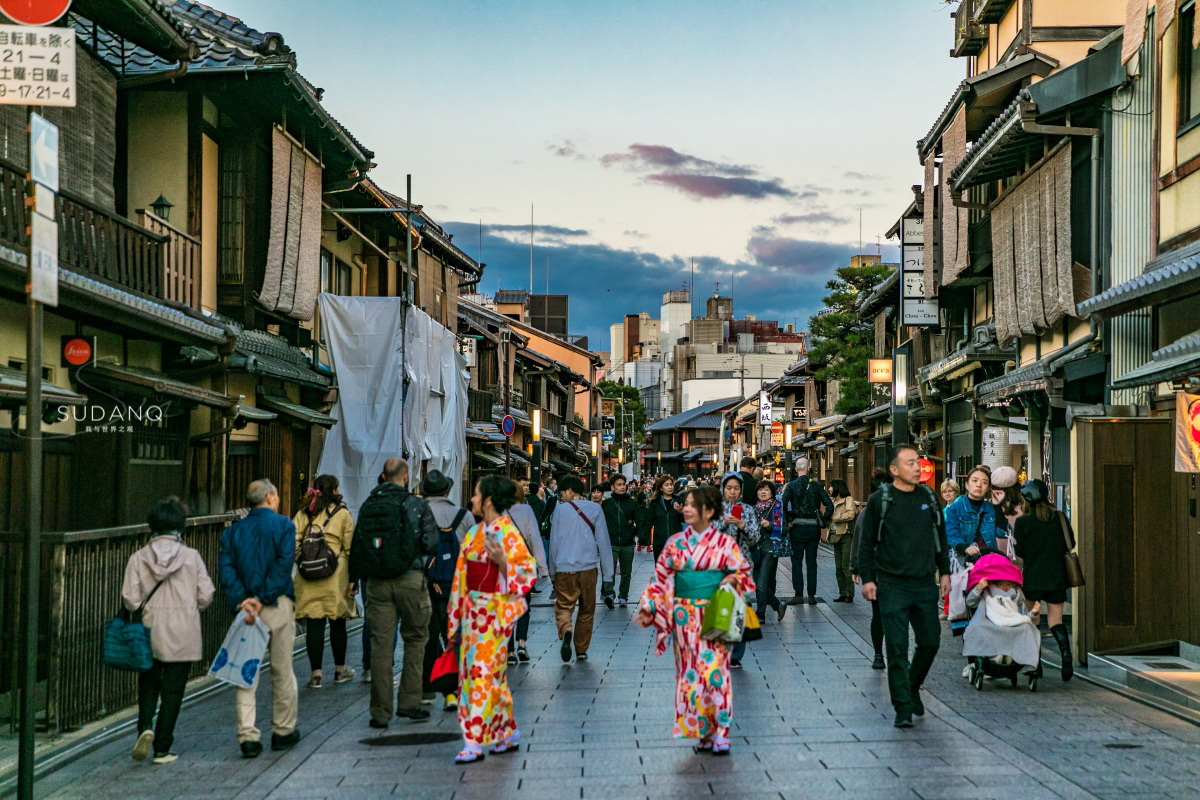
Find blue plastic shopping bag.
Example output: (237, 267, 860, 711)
(209, 612, 270, 689)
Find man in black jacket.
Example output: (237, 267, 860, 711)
(601, 474, 640, 607)
(781, 458, 834, 605)
(858, 445, 951, 729)
(351, 458, 439, 728)
(737, 456, 758, 506)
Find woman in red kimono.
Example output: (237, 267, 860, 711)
(636, 484, 755, 755)
(446, 475, 536, 764)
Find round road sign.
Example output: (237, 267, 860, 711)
(770, 420, 783, 435)
(501, 415, 516, 437)
(0, 0, 72, 26)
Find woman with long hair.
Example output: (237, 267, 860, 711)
(943, 466, 1000, 567)
(828, 479, 858, 603)
(646, 473, 685, 562)
(752, 479, 787, 621)
(446, 476, 537, 763)
(636, 485, 755, 755)
(1014, 479, 1075, 681)
(291, 475, 356, 688)
(505, 482, 549, 664)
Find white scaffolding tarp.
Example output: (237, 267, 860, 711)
(316, 295, 468, 511)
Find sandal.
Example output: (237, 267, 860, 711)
(454, 747, 484, 764)
(692, 737, 713, 754)
(490, 732, 521, 755)
(711, 736, 731, 755)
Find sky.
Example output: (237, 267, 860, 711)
(219, 0, 964, 347)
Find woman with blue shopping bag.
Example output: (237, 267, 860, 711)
(120, 498, 215, 765)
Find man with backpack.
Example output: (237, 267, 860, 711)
(350, 458, 440, 728)
(781, 458, 834, 605)
(419, 469, 472, 713)
(857, 445, 951, 729)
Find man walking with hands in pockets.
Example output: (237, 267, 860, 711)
(857, 445, 951, 729)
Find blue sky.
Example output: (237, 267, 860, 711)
(218, 0, 963, 346)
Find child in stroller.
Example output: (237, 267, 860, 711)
(962, 554, 1042, 692)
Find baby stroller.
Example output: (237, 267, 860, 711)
(961, 554, 1040, 693)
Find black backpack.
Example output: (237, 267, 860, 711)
(539, 494, 558, 537)
(427, 508, 468, 584)
(874, 483, 944, 554)
(783, 476, 820, 526)
(354, 485, 428, 579)
(297, 504, 344, 581)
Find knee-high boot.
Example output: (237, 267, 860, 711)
(1050, 624, 1073, 682)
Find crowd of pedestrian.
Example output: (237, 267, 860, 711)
(116, 448, 1079, 765)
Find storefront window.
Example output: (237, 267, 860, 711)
(1179, 6, 1200, 130)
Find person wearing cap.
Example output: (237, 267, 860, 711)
(988, 466, 1022, 551)
(1014, 479, 1075, 681)
(420, 469, 474, 712)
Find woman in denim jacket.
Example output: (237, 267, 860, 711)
(943, 466, 1002, 566)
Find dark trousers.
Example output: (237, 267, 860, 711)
(137, 660, 191, 754)
(612, 544, 635, 599)
(652, 539, 667, 564)
(878, 578, 941, 712)
(366, 572, 431, 722)
(305, 618, 347, 672)
(732, 549, 763, 662)
(870, 599, 884, 656)
(422, 581, 452, 694)
(757, 551, 781, 613)
(788, 526, 820, 597)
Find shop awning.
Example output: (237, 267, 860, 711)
(0, 365, 87, 407)
(1112, 331, 1200, 390)
(473, 450, 506, 468)
(234, 402, 278, 423)
(257, 391, 336, 428)
(492, 405, 533, 427)
(1078, 239, 1200, 320)
(84, 363, 237, 410)
(839, 443, 860, 456)
(681, 449, 703, 461)
(549, 457, 578, 473)
(921, 344, 1008, 384)
(470, 422, 508, 443)
(229, 346, 332, 389)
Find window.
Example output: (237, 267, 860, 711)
(217, 142, 245, 283)
(319, 249, 332, 294)
(337, 260, 352, 296)
(1180, 5, 1200, 131)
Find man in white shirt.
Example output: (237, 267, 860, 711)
(548, 475, 613, 663)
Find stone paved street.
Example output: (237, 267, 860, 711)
(30, 548, 1200, 800)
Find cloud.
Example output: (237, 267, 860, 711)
(547, 139, 587, 160)
(600, 144, 754, 178)
(774, 211, 852, 227)
(646, 173, 794, 200)
(577, 142, 796, 201)
(746, 235, 860, 277)
(623, 229, 648, 239)
(483, 223, 589, 237)
(843, 170, 884, 181)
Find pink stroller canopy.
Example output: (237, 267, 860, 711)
(966, 553, 1023, 591)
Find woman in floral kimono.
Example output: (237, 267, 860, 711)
(446, 475, 536, 764)
(636, 484, 755, 755)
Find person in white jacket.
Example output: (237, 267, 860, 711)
(122, 497, 215, 765)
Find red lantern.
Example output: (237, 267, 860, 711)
(919, 457, 934, 485)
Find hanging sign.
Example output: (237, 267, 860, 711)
(868, 359, 893, 383)
(758, 390, 772, 425)
(901, 217, 938, 326)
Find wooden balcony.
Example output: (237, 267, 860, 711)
(976, 0, 1015, 24)
(952, 0, 987, 57)
(0, 158, 202, 309)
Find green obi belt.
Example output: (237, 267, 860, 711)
(674, 569, 725, 600)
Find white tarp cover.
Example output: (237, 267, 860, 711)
(316, 295, 468, 512)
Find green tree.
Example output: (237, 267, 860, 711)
(807, 262, 894, 415)
(597, 380, 648, 448)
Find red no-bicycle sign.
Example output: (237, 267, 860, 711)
(0, 0, 72, 26)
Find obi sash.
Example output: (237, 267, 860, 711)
(465, 559, 500, 593)
(674, 569, 725, 601)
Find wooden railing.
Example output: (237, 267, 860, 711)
(1, 513, 239, 733)
(138, 210, 201, 308)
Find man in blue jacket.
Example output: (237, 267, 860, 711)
(218, 479, 300, 759)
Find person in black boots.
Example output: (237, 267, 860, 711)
(1014, 479, 1075, 682)
(602, 474, 641, 607)
(852, 469, 892, 670)
(858, 446, 950, 729)
(781, 457, 833, 605)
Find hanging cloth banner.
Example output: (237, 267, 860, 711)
(1175, 391, 1200, 473)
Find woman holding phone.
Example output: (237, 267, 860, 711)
(719, 472, 758, 668)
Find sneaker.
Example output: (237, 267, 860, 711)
(396, 707, 431, 722)
(560, 630, 573, 662)
(240, 741, 263, 759)
(603, 594, 615, 609)
(444, 693, 458, 711)
(271, 729, 301, 751)
(894, 710, 913, 729)
(576, 652, 589, 662)
(872, 654, 885, 670)
(361, 669, 371, 684)
(507, 652, 518, 665)
(420, 692, 436, 705)
(333, 667, 356, 684)
(618, 598, 627, 608)
(910, 691, 925, 717)
(517, 647, 530, 663)
(306, 675, 323, 689)
(151, 752, 178, 765)
(730, 658, 742, 669)
(132, 729, 154, 761)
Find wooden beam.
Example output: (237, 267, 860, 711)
(1030, 26, 1121, 42)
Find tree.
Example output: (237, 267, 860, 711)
(596, 380, 648, 449)
(807, 262, 894, 415)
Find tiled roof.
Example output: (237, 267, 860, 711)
(1077, 239, 1200, 319)
(59, 269, 229, 344)
(230, 329, 332, 388)
(77, 0, 372, 165)
(1112, 331, 1200, 390)
(647, 396, 741, 432)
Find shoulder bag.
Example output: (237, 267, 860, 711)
(104, 578, 166, 672)
(1060, 512, 1085, 588)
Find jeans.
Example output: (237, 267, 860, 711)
(878, 577, 941, 712)
(611, 544, 635, 599)
(832, 532, 855, 598)
(788, 525, 820, 598)
(731, 549, 763, 662)
(422, 580, 452, 694)
(757, 552, 781, 613)
(305, 617, 347, 672)
(137, 660, 191, 753)
(365, 572, 431, 723)
(508, 578, 535, 651)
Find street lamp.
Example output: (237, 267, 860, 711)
(591, 433, 600, 486)
(150, 193, 174, 223)
(892, 346, 910, 447)
(531, 409, 542, 486)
